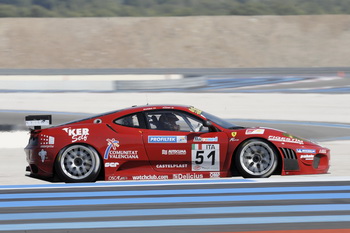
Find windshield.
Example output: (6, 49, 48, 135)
(201, 111, 241, 129)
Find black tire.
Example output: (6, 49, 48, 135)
(234, 139, 278, 178)
(55, 144, 101, 183)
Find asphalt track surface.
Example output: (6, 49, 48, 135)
(114, 75, 350, 93)
(1, 72, 350, 94)
(1, 71, 350, 232)
(198, 75, 350, 93)
(1, 180, 350, 232)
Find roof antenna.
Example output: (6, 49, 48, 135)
(146, 94, 149, 105)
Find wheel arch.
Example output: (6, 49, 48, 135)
(53, 142, 105, 182)
(230, 137, 283, 177)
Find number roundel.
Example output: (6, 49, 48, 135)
(191, 144, 220, 171)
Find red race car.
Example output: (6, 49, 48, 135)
(24, 105, 330, 183)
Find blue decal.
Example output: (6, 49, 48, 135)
(296, 149, 316, 154)
(148, 136, 187, 143)
(104, 138, 120, 159)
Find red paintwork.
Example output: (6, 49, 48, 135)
(24, 105, 330, 181)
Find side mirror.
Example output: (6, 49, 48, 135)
(203, 120, 219, 132)
(203, 120, 212, 127)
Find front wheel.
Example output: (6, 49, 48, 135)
(55, 144, 101, 183)
(235, 139, 278, 178)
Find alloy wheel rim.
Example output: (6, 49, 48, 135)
(60, 145, 95, 180)
(240, 141, 275, 176)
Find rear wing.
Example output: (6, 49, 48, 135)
(25, 115, 52, 130)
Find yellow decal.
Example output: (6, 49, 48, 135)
(189, 106, 202, 115)
(231, 132, 237, 137)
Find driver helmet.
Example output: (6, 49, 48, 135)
(160, 113, 180, 131)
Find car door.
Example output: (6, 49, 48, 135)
(106, 113, 150, 171)
(141, 110, 229, 173)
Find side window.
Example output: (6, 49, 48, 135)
(185, 115, 209, 132)
(145, 111, 207, 132)
(146, 111, 186, 131)
(114, 114, 140, 128)
(147, 113, 162, 130)
(173, 113, 192, 132)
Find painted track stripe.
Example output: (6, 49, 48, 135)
(216, 230, 350, 233)
(0, 178, 252, 190)
(1, 193, 350, 208)
(1, 186, 350, 200)
(1, 215, 350, 231)
(1, 204, 350, 221)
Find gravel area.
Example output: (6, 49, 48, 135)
(1, 16, 350, 68)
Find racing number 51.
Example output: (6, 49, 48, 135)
(192, 144, 220, 171)
(195, 150, 215, 165)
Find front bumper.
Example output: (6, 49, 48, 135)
(280, 145, 330, 175)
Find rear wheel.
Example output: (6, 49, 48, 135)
(235, 139, 278, 178)
(55, 144, 101, 182)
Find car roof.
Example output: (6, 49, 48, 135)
(130, 104, 192, 111)
(56, 104, 197, 127)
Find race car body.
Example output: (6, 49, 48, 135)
(24, 105, 330, 182)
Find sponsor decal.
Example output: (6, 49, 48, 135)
(193, 136, 218, 142)
(191, 144, 220, 171)
(192, 165, 202, 171)
(188, 106, 202, 115)
(173, 173, 204, 179)
(103, 138, 120, 159)
(105, 162, 120, 168)
(143, 107, 156, 111)
(38, 149, 47, 163)
(132, 175, 169, 180)
(107, 138, 120, 148)
(148, 136, 187, 143)
(246, 129, 265, 135)
(268, 136, 304, 145)
(162, 149, 186, 155)
(104, 138, 138, 160)
(319, 149, 327, 154)
(108, 176, 127, 181)
(210, 172, 220, 178)
(296, 149, 316, 154)
(230, 138, 239, 142)
(300, 154, 314, 160)
(283, 133, 304, 141)
(40, 135, 55, 148)
(26, 119, 51, 127)
(230, 132, 239, 141)
(156, 164, 188, 169)
(62, 127, 89, 143)
(107, 151, 139, 159)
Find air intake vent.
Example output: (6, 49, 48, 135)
(280, 148, 299, 171)
(280, 148, 297, 160)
